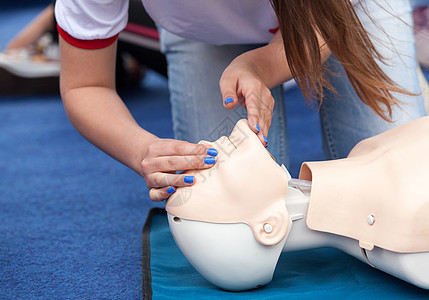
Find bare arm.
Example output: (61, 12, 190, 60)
(60, 36, 156, 173)
(6, 4, 55, 51)
(60, 37, 217, 201)
(237, 31, 331, 89)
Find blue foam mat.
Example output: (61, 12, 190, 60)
(146, 209, 428, 299)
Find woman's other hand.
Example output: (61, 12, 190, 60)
(141, 139, 218, 201)
(219, 32, 291, 147)
(220, 60, 273, 146)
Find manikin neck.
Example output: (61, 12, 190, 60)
(283, 179, 364, 261)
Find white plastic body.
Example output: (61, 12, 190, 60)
(168, 181, 429, 291)
(168, 213, 291, 291)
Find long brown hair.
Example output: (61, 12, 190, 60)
(270, 0, 413, 121)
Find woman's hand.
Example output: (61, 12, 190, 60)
(59, 38, 218, 202)
(220, 60, 273, 146)
(219, 32, 292, 147)
(141, 139, 218, 201)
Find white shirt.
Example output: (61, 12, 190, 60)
(55, 0, 279, 46)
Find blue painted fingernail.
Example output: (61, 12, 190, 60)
(167, 187, 175, 194)
(263, 135, 268, 147)
(204, 157, 216, 164)
(184, 176, 194, 183)
(207, 148, 218, 156)
(224, 97, 234, 105)
(256, 123, 260, 133)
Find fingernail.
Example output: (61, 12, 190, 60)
(256, 123, 260, 133)
(167, 187, 175, 194)
(204, 157, 216, 164)
(184, 176, 194, 183)
(207, 148, 218, 156)
(224, 97, 234, 105)
(263, 135, 268, 147)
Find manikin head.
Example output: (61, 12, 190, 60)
(166, 119, 291, 291)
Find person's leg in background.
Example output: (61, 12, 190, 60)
(413, 0, 429, 67)
(412, 0, 429, 111)
(417, 66, 429, 111)
(160, 29, 289, 167)
(319, 0, 426, 160)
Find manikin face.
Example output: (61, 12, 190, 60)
(167, 119, 291, 290)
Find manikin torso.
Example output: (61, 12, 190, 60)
(166, 118, 429, 291)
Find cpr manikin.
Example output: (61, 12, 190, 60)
(166, 118, 429, 291)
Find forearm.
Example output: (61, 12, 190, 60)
(62, 86, 157, 175)
(57, 14, 217, 201)
(229, 34, 292, 90)
(6, 4, 55, 50)
(230, 32, 332, 90)
(59, 37, 157, 175)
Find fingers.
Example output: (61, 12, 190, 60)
(146, 139, 210, 157)
(149, 186, 177, 202)
(244, 88, 273, 147)
(141, 139, 218, 202)
(147, 172, 196, 189)
(219, 73, 239, 110)
(142, 153, 217, 175)
(148, 173, 196, 201)
(144, 156, 215, 201)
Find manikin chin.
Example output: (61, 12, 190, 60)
(166, 119, 429, 291)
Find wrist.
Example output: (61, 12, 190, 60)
(135, 134, 160, 176)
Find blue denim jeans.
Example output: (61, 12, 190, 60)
(412, 0, 429, 7)
(320, 0, 426, 158)
(160, 0, 426, 165)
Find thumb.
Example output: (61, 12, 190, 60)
(219, 77, 239, 109)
